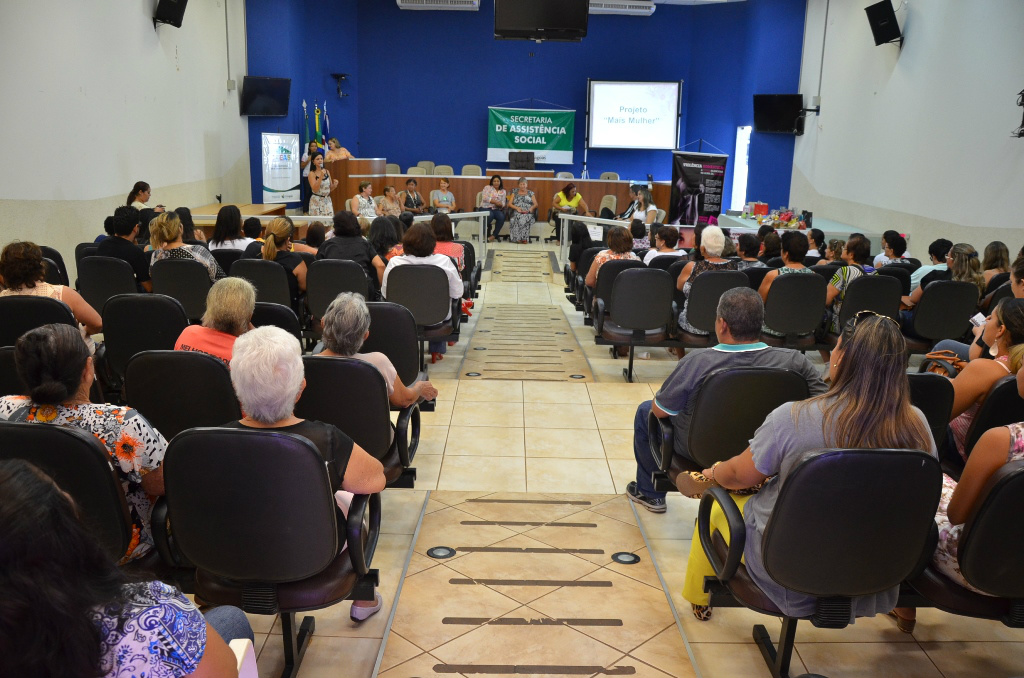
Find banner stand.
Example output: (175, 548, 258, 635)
(667, 150, 729, 227)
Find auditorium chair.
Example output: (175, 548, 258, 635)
(765, 257, 785, 268)
(251, 302, 303, 341)
(698, 448, 941, 678)
(74, 242, 99, 268)
(668, 259, 689, 313)
(406, 166, 427, 175)
(980, 281, 1012, 315)
(385, 163, 401, 174)
(648, 367, 810, 492)
(461, 164, 482, 176)
(0, 295, 76, 347)
(150, 258, 212, 322)
(359, 301, 432, 410)
(160, 428, 381, 678)
(901, 281, 980, 355)
(572, 246, 603, 313)
(907, 372, 956, 472)
(383, 265, 461, 371)
(760, 273, 827, 350)
(743, 266, 771, 291)
(297, 356, 418, 488)
(454, 240, 482, 299)
(810, 263, 841, 279)
(42, 257, 64, 285)
(594, 268, 676, 382)
(306, 259, 371, 322)
(908, 460, 1024, 628)
(433, 164, 454, 176)
(39, 245, 70, 286)
(946, 375, 1024, 478)
(655, 209, 667, 223)
(416, 160, 435, 174)
(123, 350, 240, 440)
(230, 258, 294, 309)
(876, 264, 912, 295)
(211, 248, 242, 274)
(818, 275, 902, 350)
(600, 172, 619, 180)
(101, 294, 189, 397)
(646, 255, 680, 271)
(556, 171, 573, 179)
(675, 271, 748, 349)
(0, 346, 21, 396)
(586, 258, 644, 329)
(597, 194, 617, 217)
(77, 256, 138, 314)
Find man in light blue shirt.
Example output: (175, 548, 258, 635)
(910, 238, 953, 291)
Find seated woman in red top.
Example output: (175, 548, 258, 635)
(174, 277, 256, 364)
(430, 213, 465, 273)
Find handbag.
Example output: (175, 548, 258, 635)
(920, 349, 968, 377)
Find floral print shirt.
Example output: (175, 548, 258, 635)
(0, 397, 167, 562)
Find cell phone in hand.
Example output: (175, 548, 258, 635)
(969, 312, 986, 327)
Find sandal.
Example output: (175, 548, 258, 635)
(887, 609, 916, 634)
(692, 604, 713, 621)
(431, 352, 444, 364)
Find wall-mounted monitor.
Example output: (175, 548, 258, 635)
(240, 76, 291, 117)
(494, 0, 588, 42)
(587, 81, 682, 150)
(753, 94, 805, 135)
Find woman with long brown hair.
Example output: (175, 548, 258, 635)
(679, 312, 935, 621)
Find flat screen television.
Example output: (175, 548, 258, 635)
(494, 0, 588, 42)
(240, 77, 291, 117)
(753, 94, 805, 135)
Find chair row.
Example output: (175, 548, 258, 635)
(0, 419, 381, 678)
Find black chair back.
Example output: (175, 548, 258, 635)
(906, 257, 923, 271)
(455, 240, 477, 273)
(876, 265, 912, 295)
(762, 273, 827, 337)
(360, 302, 422, 386)
(743, 266, 771, 291)
(211, 248, 243, 274)
(306, 259, 369, 318)
(151, 259, 212, 322)
(385, 265, 452, 327)
(765, 256, 784, 268)
(647, 255, 681, 271)
(102, 294, 189, 383)
(42, 258, 64, 285)
(592, 259, 645, 316)
(981, 282, 1013, 315)
(608, 269, 674, 330)
(77, 256, 138, 312)
(683, 271, 749, 334)
(230, 259, 292, 308)
(688, 367, 810, 468)
(802, 255, 822, 268)
(907, 372, 955, 459)
(0, 346, 21, 396)
(810, 264, 840, 279)
(963, 375, 1024, 459)
(762, 448, 941, 596)
(296, 357, 393, 460)
(0, 420, 131, 561)
(910, 281, 980, 342)
(74, 242, 99, 267)
(251, 302, 302, 340)
(959, 460, 1024, 598)
(986, 272, 1011, 297)
(0, 296, 76, 347)
(668, 259, 689, 310)
(836, 274, 902, 326)
(39, 246, 70, 286)
(575, 246, 604, 288)
(124, 350, 241, 440)
(164, 428, 338, 581)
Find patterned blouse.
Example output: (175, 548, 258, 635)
(92, 581, 206, 677)
(827, 265, 872, 334)
(434, 241, 465, 272)
(0, 397, 168, 562)
(590, 249, 640, 281)
(480, 185, 506, 210)
(150, 244, 226, 282)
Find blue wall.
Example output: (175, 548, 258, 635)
(244, 0, 806, 210)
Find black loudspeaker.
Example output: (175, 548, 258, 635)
(864, 1, 901, 46)
(154, 0, 188, 28)
(509, 152, 535, 170)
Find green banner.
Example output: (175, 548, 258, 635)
(487, 107, 575, 164)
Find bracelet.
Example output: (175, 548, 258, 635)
(709, 462, 721, 485)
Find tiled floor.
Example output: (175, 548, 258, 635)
(250, 242, 1024, 677)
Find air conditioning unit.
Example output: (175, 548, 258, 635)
(589, 0, 656, 15)
(396, 0, 479, 9)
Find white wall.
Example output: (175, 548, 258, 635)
(0, 0, 250, 269)
(793, 0, 1024, 254)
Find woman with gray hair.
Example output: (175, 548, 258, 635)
(318, 293, 439, 407)
(225, 325, 387, 621)
(676, 225, 739, 336)
(174, 277, 256, 364)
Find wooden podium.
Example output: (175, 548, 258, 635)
(324, 158, 386, 213)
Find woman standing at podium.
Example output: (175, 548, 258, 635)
(308, 154, 338, 217)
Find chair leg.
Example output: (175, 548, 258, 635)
(279, 612, 315, 678)
(753, 618, 811, 678)
(622, 345, 636, 383)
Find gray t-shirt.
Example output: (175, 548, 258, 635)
(742, 397, 936, 620)
(653, 343, 828, 460)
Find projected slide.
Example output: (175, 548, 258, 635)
(588, 81, 681, 150)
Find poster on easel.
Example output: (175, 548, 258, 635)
(668, 151, 728, 226)
(261, 133, 300, 203)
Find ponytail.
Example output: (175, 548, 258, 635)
(262, 217, 293, 261)
(262, 232, 279, 261)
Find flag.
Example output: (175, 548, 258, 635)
(314, 102, 323, 153)
(302, 99, 310, 152)
(323, 99, 331, 150)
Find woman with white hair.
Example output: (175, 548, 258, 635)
(318, 293, 439, 407)
(174, 277, 256, 364)
(224, 326, 387, 621)
(676, 225, 738, 335)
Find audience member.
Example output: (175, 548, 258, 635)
(174, 206, 208, 246)
(127, 181, 164, 213)
(240, 217, 307, 309)
(242, 216, 263, 241)
(630, 219, 650, 250)
(481, 175, 507, 241)
(936, 257, 1024, 361)
(873, 230, 901, 267)
(627, 287, 826, 514)
(317, 212, 386, 290)
(149, 211, 226, 282)
(304, 221, 327, 249)
(0, 458, 248, 677)
(0, 323, 168, 562)
(759, 231, 814, 337)
(806, 228, 824, 258)
(982, 240, 1011, 285)
(368, 216, 401, 261)
(568, 222, 594, 272)
(96, 206, 152, 292)
(820, 238, 845, 265)
(432, 178, 457, 214)
(208, 205, 253, 251)
(680, 312, 933, 621)
(756, 224, 775, 241)
(910, 238, 953, 291)
(643, 226, 685, 265)
(0, 240, 102, 336)
(97, 215, 114, 242)
(585, 225, 639, 288)
(400, 178, 426, 215)
(823, 235, 875, 334)
(431, 213, 466, 272)
(318, 292, 439, 407)
(901, 242, 985, 336)
(676, 226, 738, 335)
(223, 326, 387, 621)
(759, 231, 781, 263)
(174, 277, 255, 364)
(735, 233, 766, 270)
(382, 223, 463, 364)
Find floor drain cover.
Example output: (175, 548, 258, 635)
(611, 552, 641, 565)
(465, 372, 482, 377)
(474, 347, 487, 351)
(427, 546, 456, 559)
(560, 349, 574, 352)
(570, 374, 586, 379)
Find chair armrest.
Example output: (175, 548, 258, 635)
(594, 298, 606, 333)
(697, 486, 746, 582)
(151, 496, 193, 568)
(450, 298, 462, 333)
(346, 492, 382, 577)
(647, 409, 674, 473)
(395, 402, 421, 467)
